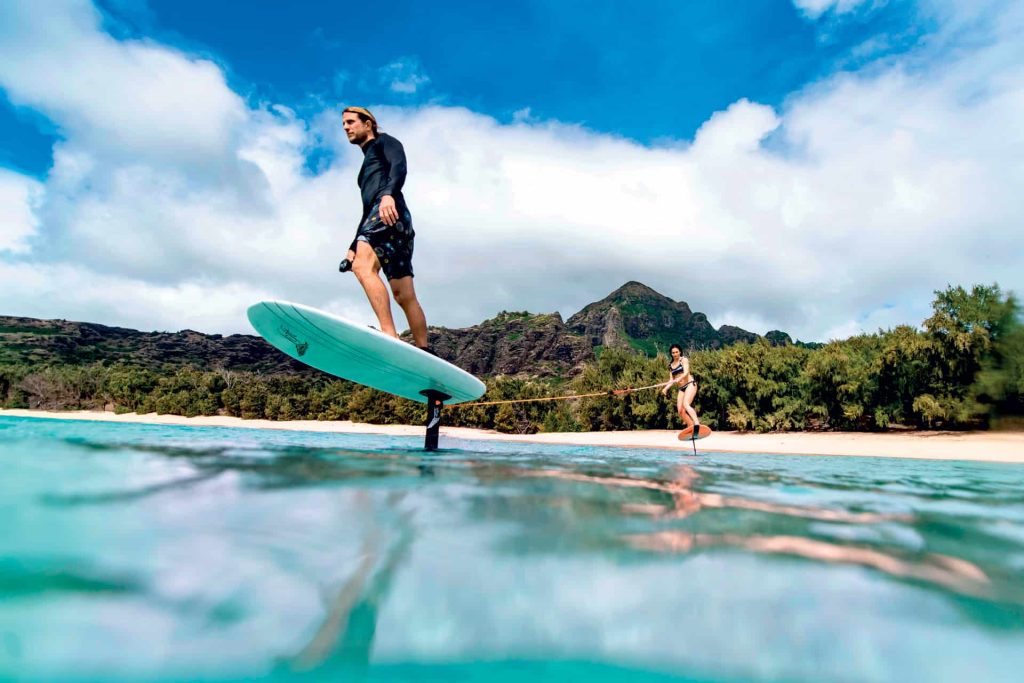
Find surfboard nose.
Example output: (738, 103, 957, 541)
(247, 300, 486, 405)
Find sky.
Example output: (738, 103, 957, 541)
(0, 0, 1021, 342)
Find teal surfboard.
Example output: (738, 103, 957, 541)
(247, 300, 485, 404)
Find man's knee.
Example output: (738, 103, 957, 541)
(353, 263, 376, 282)
(352, 252, 378, 279)
(390, 279, 415, 306)
(391, 287, 412, 307)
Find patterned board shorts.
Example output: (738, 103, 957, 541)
(353, 202, 415, 280)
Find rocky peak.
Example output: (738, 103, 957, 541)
(567, 281, 727, 354)
(765, 330, 793, 347)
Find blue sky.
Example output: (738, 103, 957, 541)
(0, 0, 1021, 340)
(7, 0, 925, 176)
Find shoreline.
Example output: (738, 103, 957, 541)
(3, 409, 1023, 463)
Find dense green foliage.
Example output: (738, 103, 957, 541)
(2, 284, 1021, 433)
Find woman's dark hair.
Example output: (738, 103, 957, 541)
(670, 344, 683, 354)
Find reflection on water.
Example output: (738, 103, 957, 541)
(510, 466, 991, 598)
(1, 416, 1023, 682)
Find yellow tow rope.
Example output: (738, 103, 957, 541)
(451, 382, 667, 408)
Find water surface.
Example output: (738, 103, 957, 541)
(2, 416, 1023, 682)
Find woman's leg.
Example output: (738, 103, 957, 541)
(677, 390, 694, 429)
(682, 382, 700, 426)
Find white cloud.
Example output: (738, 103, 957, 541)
(379, 57, 430, 95)
(0, 169, 42, 254)
(0, 0, 1022, 343)
(793, 0, 875, 20)
(0, 0, 246, 167)
(0, 261, 272, 332)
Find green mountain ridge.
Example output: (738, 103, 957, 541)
(1, 281, 794, 377)
(2, 282, 1019, 433)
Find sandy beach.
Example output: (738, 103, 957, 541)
(3, 409, 1022, 463)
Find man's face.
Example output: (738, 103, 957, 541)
(342, 113, 373, 145)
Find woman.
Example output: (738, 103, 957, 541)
(662, 344, 700, 429)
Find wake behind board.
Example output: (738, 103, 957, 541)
(677, 425, 713, 441)
(247, 301, 485, 405)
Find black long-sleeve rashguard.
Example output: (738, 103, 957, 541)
(345, 132, 416, 280)
(356, 132, 408, 224)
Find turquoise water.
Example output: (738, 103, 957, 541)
(1, 416, 1023, 682)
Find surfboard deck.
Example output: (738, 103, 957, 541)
(247, 300, 485, 405)
(677, 425, 713, 441)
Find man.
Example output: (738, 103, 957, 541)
(338, 106, 429, 350)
